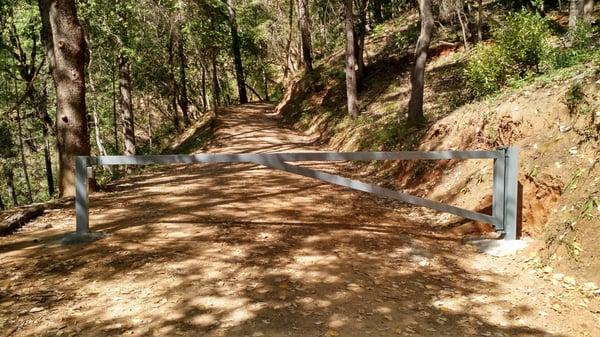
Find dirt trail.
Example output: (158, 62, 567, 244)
(1, 103, 598, 337)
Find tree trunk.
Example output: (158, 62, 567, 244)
(569, 0, 585, 27)
(284, 0, 295, 80)
(15, 98, 33, 204)
(0, 194, 4, 210)
(86, 36, 108, 159)
(177, 21, 190, 125)
(477, 0, 483, 42)
(167, 32, 181, 130)
(211, 56, 220, 112)
(370, 0, 383, 24)
(226, 0, 248, 104)
(583, 0, 595, 21)
(5, 167, 18, 207)
(38, 80, 54, 196)
(119, 52, 135, 156)
(457, 7, 470, 51)
(201, 63, 208, 112)
(408, 0, 434, 124)
(39, 0, 90, 197)
(112, 56, 119, 153)
(263, 68, 270, 102)
(297, 0, 313, 72)
(355, 0, 368, 82)
(343, 0, 359, 118)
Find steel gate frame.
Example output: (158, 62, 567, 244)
(70, 147, 519, 243)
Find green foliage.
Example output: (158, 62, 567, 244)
(466, 11, 552, 97)
(493, 11, 551, 74)
(552, 23, 599, 69)
(465, 44, 510, 97)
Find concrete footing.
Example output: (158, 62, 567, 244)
(60, 231, 106, 245)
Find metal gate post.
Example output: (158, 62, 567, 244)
(503, 147, 519, 240)
(75, 156, 90, 235)
(492, 148, 506, 233)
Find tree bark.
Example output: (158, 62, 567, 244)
(457, 7, 470, 51)
(408, 0, 434, 124)
(263, 68, 270, 102)
(177, 20, 190, 125)
(119, 52, 135, 156)
(39, 0, 90, 197)
(5, 167, 18, 207)
(15, 95, 33, 204)
(201, 62, 208, 113)
(370, 0, 383, 24)
(86, 35, 108, 159)
(297, 0, 313, 71)
(37, 79, 54, 196)
(583, 0, 595, 21)
(355, 0, 368, 82)
(343, 0, 359, 118)
(284, 0, 295, 79)
(476, 0, 483, 42)
(569, 0, 585, 27)
(226, 0, 248, 104)
(112, 55, 119, 153)
(211, 56, 220, 112)
(168, 31, 181, 130)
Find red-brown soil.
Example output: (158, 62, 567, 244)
(1, 103, 598, 337)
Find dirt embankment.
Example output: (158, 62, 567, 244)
(276, 58, 600, 284)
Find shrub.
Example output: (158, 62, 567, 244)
(465, 11, 551, 97)
(465, 44, 510, 97)
(492, 11, 551, 74)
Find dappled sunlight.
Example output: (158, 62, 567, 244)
(0, 104, 587, 337)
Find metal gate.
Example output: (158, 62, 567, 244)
(70, 147, 519, 242)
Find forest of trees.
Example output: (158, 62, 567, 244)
(0, 0, 597, 209)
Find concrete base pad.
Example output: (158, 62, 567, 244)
(467, 238, 530, 257)
(60, 231, 106, 245)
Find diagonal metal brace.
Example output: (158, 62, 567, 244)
(252, 158, 495, 225)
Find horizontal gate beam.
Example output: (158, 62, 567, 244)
(68, 148, 518, 244)
(94, 150, 502, 166)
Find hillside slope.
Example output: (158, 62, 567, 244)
(276, 13, 600, 284)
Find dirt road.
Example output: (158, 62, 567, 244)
(1, 103, 598, 337)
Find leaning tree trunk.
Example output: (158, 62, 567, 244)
(343, 0, 359, 118)
(226, 0, 248, 104)
(297, 0, 313, 72)
(408, 0, 434, 124)
(39, 0, 90, 198)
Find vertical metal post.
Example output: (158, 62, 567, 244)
(503, 147, 519, 240)
(75, 156, 90, 235)
(492, 148, 506, 233)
